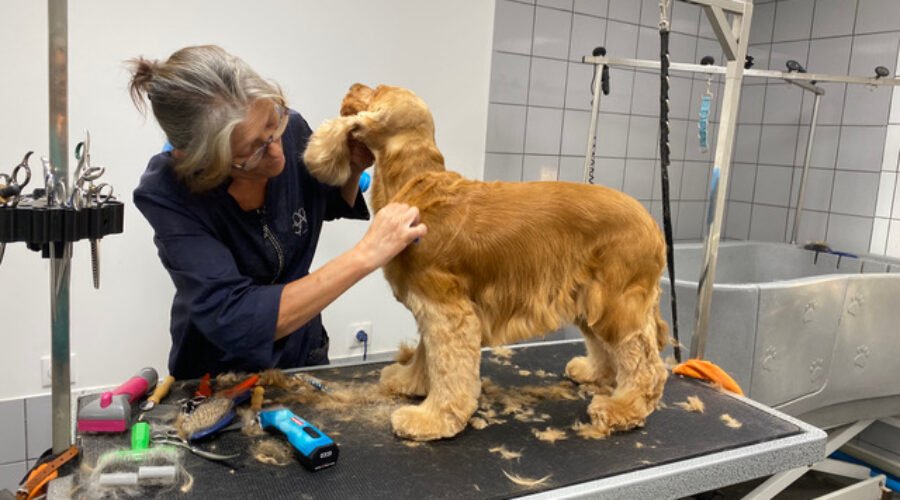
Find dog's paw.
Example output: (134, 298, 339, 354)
(391, 405, 463, 441)
(587, 395, 646, 434)
(565, 356, 596, 384)
(380, 363, 427, 397)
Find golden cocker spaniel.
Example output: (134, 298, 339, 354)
(304, 84, 669, 441)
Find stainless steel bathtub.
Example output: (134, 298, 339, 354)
(660, 241, 900, 429)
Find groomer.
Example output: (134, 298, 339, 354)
(129, 45, 426, 378)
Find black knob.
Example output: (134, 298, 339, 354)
(875, 66, 890, 78)
(700, 55, 715, 66)
(786, 60, 806, 73)
(592, 46, 607, 57)
(744, 55, 755, 69)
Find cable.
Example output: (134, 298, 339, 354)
(659, 0, 681, 362)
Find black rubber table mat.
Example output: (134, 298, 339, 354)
(75, 341, 801, 499)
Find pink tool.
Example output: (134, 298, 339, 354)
(77, 367, 158, 433)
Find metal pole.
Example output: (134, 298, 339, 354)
(582, 55, 900, 88)
(48, 0, 72, 454)
(791, 93, 821, 245)
(583, 63, 605, 184)
(691, 3, 752, 359)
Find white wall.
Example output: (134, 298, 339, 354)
(0, 0, 494, 400)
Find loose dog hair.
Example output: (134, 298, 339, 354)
(304, 84, 669, 441)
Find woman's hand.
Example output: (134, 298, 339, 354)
(355, 203, 428, 270)
(348, 137, 374, 175)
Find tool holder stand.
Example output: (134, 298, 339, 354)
(0, 200, 124, 254)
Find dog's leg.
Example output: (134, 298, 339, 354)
(380, 340, 429, 397)
(390, 296, 482, 441)
(586, 313, 667, 437)
(565, 319, 617, 395)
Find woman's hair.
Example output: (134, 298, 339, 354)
(127, 45, 285, 192)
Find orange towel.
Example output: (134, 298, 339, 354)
(673, 359, 744, 396)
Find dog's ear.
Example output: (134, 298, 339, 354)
(341, 83, 374, 116)
(303, 116, 358, 186)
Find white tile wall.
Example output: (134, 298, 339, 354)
(493, 1, 535, 55)
(749, 1, 776, 45)
(759, 125, 800, 166)
(0, 399, 26, 464)
(627, 115, 660, 158)
(593, 157, 626, 189)
(875, 172, 896, 218)
(573, 0, 607, 17)
(831, 170, 879, 217)
(528, 58, 568, 107)
(837, 126, 887, 172)
(773, 0, 815, 43)
(538, 0, 572, 10)
(794, 167, 835, 211)
(484, 153, 523, 181)
(750, 204, 789, 242)
(558, 156, 584, 182)
(725, 201, 752, 239)
(870, 217, 890, 254)
(489, 52, 531, 104)
(855, 0, 900, 35)
(485, 0, 900, 253)
(524, 107, 564, 154)
(887, 219, 900, 257)
(534, 6, 572, 59)
(523, 155, 560, 181)
(0, 461, 26, 495)
(569, 14, 606, 61)
(826, 214, 874, 254)
(754, 165, 794, 206)
(623, 159, 655, 199)
(811, 0, 857, 38)
(564, 62, 593, 111)
(24, 395, 50, 460)
(680, 162, 711, 201)
(607, 0, 640, 24)
(605, 20, 639, 58)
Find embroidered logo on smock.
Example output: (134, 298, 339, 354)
(292, 208, 308, 236)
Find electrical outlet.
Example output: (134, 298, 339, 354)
(40, 353, 77, 388)
(348, 321, 373, 350)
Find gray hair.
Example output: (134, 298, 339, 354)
(128, 45, 285, 192)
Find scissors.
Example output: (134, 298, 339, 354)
(0, 151, 33, 207)
(70, 131, 114, 209)
(41, 157, 68, 208)
(150, 429, 240, 462)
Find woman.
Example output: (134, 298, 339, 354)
(129, 45, 426, 378)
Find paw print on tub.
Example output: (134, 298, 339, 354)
(853, 345, 871, 369)
(808, 358, 824, 383)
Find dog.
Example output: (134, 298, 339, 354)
(303, 84, 669, 441)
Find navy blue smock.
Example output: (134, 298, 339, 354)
(134, 110, 369, 379)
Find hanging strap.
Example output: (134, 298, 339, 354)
(659, 0, 681, 363)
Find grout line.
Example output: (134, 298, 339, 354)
(824, 0, 860, 244)
(520, 2, 539, 182)
(782, 0, 818, 243)
(553, 1, 577, 181)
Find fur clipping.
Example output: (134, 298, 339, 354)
(720, 413, 743, 429)
(675, 395, 705, 413)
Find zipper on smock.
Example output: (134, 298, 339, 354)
(257, 207, 284, 284)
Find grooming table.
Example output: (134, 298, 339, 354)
(60, 340, 824, 499)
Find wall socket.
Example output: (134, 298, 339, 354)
(348, 321, 373, 350)
(40, 353, 77, 388)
